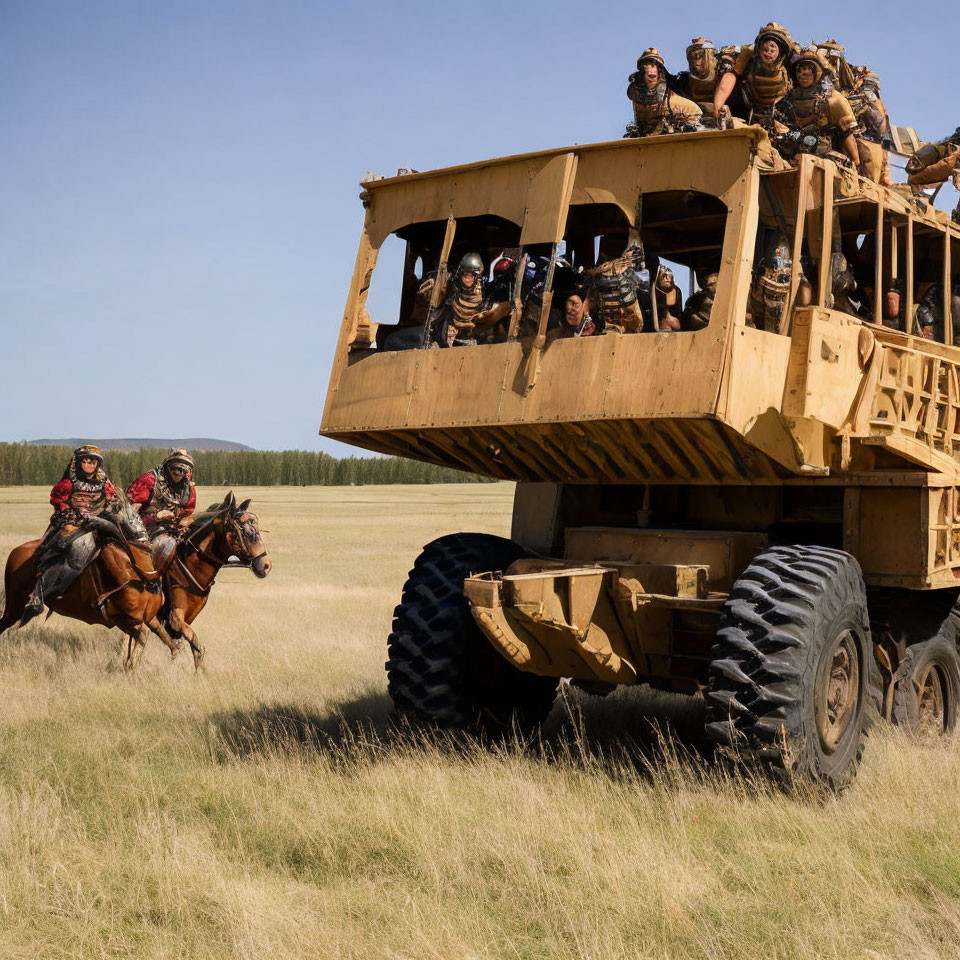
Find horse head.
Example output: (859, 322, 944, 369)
(214, 492, 271, 578)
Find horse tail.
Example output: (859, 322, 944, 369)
(1, 541, 40, 636)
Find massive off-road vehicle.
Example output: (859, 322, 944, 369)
(322, 128, 960, 788)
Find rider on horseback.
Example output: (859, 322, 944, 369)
(21, 444, 118, 624)
(126, 449, 197, 567)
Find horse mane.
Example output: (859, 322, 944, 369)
(181, 495, 247, 545)
(182, 503, 227, 538)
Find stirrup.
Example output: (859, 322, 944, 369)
(19, 587, 44, 627)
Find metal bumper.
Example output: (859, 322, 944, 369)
(463, 559, 725, 685)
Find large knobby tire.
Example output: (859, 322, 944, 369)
(892, 636, 960, 736)
(387, 533, 559, 733)
(706, 545, 881, 791)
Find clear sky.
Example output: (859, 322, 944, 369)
(2, 0, 958, 454)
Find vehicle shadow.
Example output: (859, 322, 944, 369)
(209, 682, 712, 784)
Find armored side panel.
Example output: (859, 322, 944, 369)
(323, 129, 960, 588)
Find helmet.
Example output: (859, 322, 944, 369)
(163, 448, 195, 472)
(754, 22, 792, 60)
(636, 47, 667, 73)
(73, 444, 103, 465)
(793, 46, 832, 84)
(685, 38, 717, 78)
(816, 38, 846, 61)
(492, 256, 514, 278)
(457, 252, 484, 277)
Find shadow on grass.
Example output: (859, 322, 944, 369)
(209, 682, 718, 787)
(0, 613, 125, 668)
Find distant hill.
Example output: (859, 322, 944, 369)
(28, 438, 254, 452)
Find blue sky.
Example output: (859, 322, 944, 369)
(2, 0, 957, 454)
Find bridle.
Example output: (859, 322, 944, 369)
(170, 508, 267, 597)
(224, 511, 268, 566)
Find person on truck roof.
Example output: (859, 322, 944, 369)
(906, 128, 960, 191)
(786, 47, 861, 171)
(625, 48, 702, 138)
(712, 22, 793, 134)
(673, 38, 742, 123)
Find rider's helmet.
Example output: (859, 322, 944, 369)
(162, 448, 194, 481)
(73, 444, 103, 466)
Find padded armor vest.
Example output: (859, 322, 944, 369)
(685, 71, 718, 108)
(447, 277, 484, 327)
(742, 52, 790, 109)
(791, 86, 837, 151)
(847, 86, 886, 142)
(144, 468, 192, 521)
(628, 80, 675, 134)
(67, 479, 108, 516)
(591, 267, 644, 334)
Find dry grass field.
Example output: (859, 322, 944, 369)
(1, 483, 960, 959)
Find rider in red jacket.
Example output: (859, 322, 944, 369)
(126, 449, 197, 565)
(22, 445, 117, 623)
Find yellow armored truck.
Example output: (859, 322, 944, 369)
(322, 128, 960, 788)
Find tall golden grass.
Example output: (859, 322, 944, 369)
(1, 484, 959, 959)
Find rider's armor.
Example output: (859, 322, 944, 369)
(127, 449, 197, 533)
(49, 446, 115, 527)
(22, 445, 116, 624)
(142, 468, 194, 524)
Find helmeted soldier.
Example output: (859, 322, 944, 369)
(441, 252, 486, 339)
(674, 39, 733, 120)
(126, 448, 197, 566)
(784, 47, 861, 170)
(846, 67, 892, 184)
(747, 233, 795, 332)
(625, 48, 702, 138)
(21, 444, 118, 623)
(815, 39, 857, 93)
(906, 128, 960, 192)
(587, 244, 645, 334)
(713, 23, 794, 133)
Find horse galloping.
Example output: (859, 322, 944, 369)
(0, 504, 181, 668)
(160, 492, 271, 668)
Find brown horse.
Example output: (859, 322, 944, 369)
(160, 492, 271, 668)
(0, 505, 181, 668)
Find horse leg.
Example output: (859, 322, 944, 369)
(147, 616, 181, 660)
(170, 608, 204, 670)
(124, 623, 149, 671)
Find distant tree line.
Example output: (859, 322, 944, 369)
(0, 443, 494, 488)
